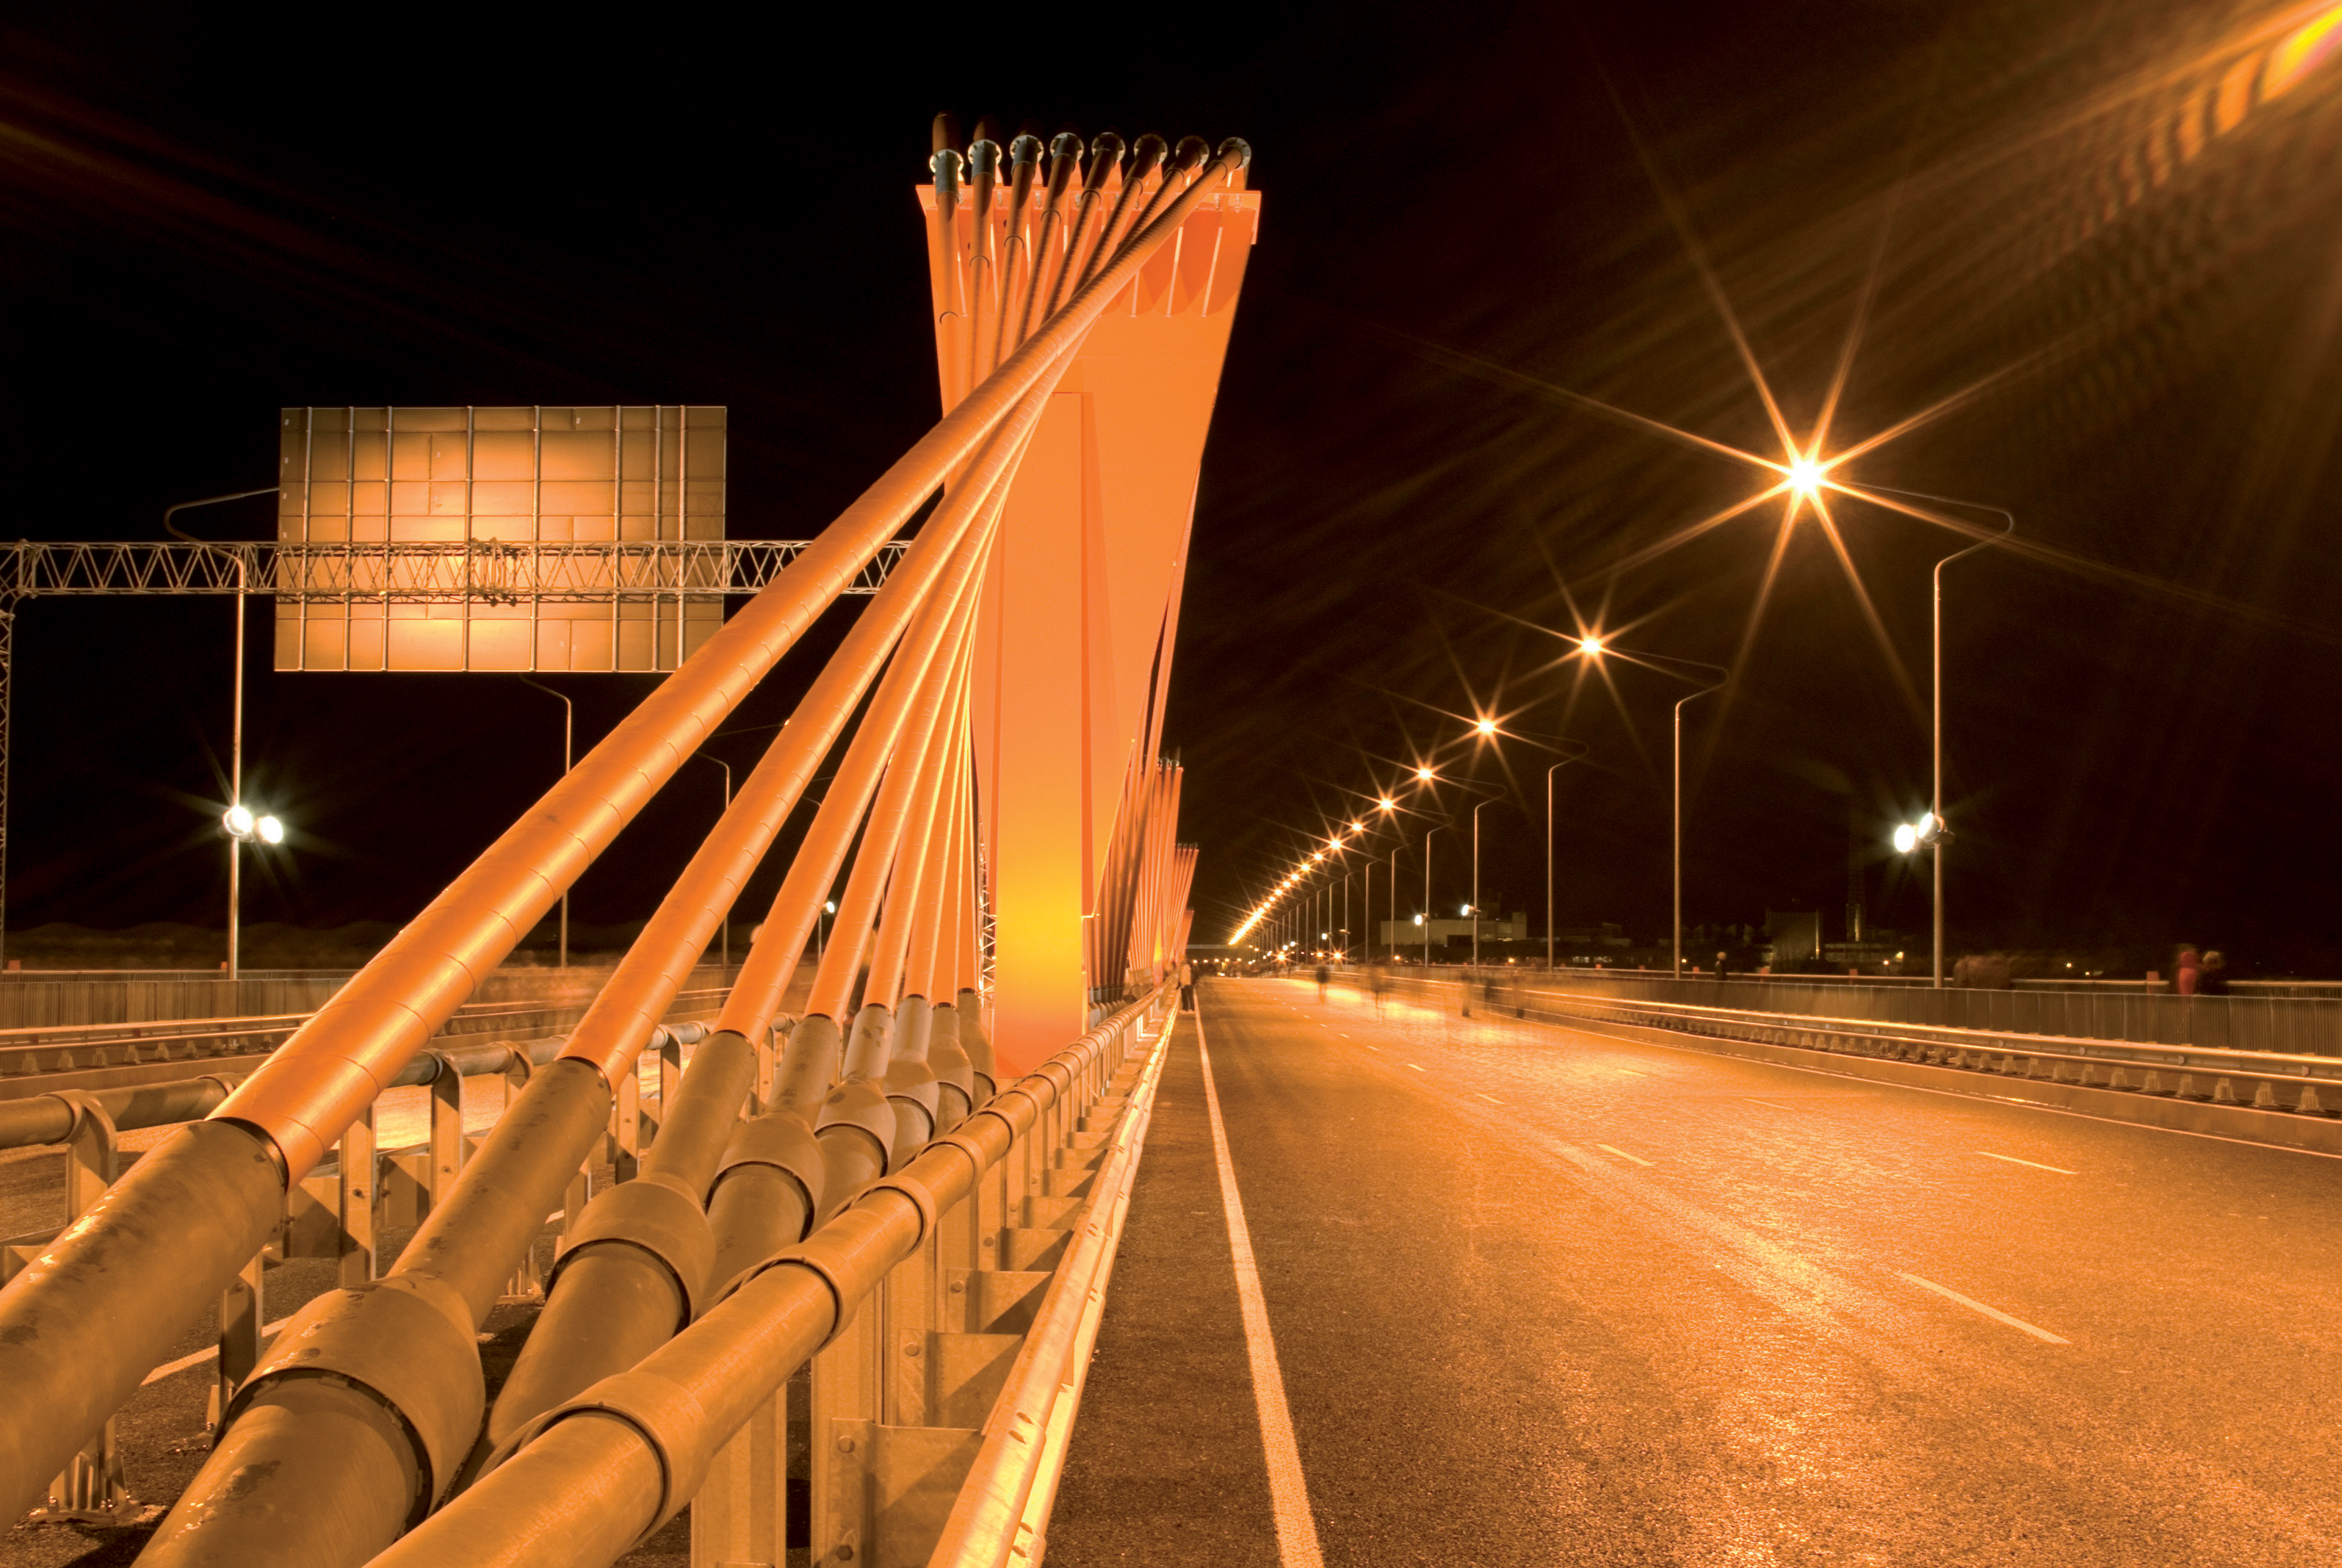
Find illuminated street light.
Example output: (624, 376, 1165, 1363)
(1893, 813, 1945, 856)
(256, 814, 286, 846)
(1378, 796, 1396, 812)
(222, 803, 255, 839)
(1416, 766, 1435, 783)
(1788, 456, 1824, 496)
(1473, 718, 1498, 738)
(1578, 635, 1605, 656)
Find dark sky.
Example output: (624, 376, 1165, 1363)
(5, 3, 2342, 969)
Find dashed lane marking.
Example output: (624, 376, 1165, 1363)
(1744, 1098, 1801, 1112)
(1196, 1016, 1329, 1568)
(1406, 1063, 1426, 1072)
(1974, 1150, 2078, 1174)
(1597, 1143, 1654, 1167)
(1895, 1271, 2070, 1344)
(1476, 1093, 1503, 1104)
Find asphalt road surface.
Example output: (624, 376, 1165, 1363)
(1051, 975, 2342, 1567)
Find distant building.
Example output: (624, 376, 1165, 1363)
(1376, 911, 1528, 950)
(1766, 909, 1822, 964)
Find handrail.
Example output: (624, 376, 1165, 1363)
(366, 984, 1174, 1568)
(928, 997, 1174, 1566)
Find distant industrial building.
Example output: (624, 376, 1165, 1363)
(1376, 911, 1528, 950)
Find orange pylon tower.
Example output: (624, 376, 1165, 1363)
(921, 119, 1254, 1072)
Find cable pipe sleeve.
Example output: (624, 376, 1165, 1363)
(367, 994, 1161, 1568)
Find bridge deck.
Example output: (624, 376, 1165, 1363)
(1052, 975, 2342, 1566)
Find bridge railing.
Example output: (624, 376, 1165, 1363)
(1345, 967, 2342, 1119)
(1363, 963, 2342, 1057)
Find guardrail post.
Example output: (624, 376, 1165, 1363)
(29, 1096, 156, 1525)
(336, 1097, 377, 1287)
(610, 1051, 642, 1182)
(208, 1253, 264, 1437)
(811, 1262, 885, 1567)
(429, 1055, 466, 1212)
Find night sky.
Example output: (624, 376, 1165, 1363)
(6, 3, 2342, 970)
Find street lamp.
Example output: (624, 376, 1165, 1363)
(1423, 823, 1444, 967)
(165, 485, 282, 981)
(1545, 745, 1590, 972)
(1848, 485, 2016, 989)
(1576, 640, 1728, 980)
(1471, 797, 1500, 969)
(219, 803, 287, 979)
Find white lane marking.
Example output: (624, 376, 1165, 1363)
(1476, 1093, 1503, 1105)
(1596, 1143, 1653, 1167)
(143, 1318, 295, 1385)
(1744, 1098, 1800, 1112)
(1974, 1150, 2076, 1175)
(1363, 1044, 1381, 1052)
(1406, 1063, 1426, 1072)
(1613, 1067, 1650, 1077)
(1895, 1271, 2070, 1344)
(1195, 1018, 1327, 1568)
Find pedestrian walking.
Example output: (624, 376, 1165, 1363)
(2198, 950, 2230, 996)
(2175, 944, 2202, 996)
(1315, 961, 1331, 1001)
(1179, 960, 1196, 1012)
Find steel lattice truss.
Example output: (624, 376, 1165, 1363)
(0, 539, 907, 602)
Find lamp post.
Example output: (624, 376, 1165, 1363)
(1423, 825, 1443, 967)
(1471, 797, 1500, 970)
(217, 804, 286, 980)
(1574, 641, 1727, 980)
(518, 677, 575, 968)
(1546, 750, 1589, 972)
(165, 486, 282, 979)
(1851, 485, 2016, 989)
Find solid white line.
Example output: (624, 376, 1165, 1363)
(1974, 1150, 2076, 1175)
(1195, 1018, 1326, 1568)
(1895, 1271, 2070, 1344)
(143, 1317, 295, 1386)
(1596, 1143, 1653, 1167)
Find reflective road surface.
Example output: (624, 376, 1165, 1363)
(1052, 975, 2342, 1567)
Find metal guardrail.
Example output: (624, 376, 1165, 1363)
(369, 984, 1177, 1568)
(1381, 965, 2342, 1058)
(5, 987, 1177, 1552)
(1361, 969, 2342, 1117)
(0, 1020, 706, 1522)
(0, 983, 732, 1085)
